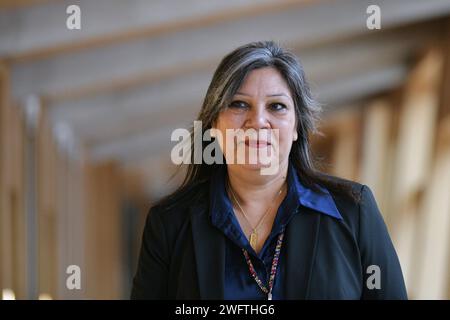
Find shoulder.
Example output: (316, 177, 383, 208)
(320, 174, 387, 239)
(318, 174, 378, 226)
(319, 173, 365, 206)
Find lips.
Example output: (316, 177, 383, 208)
(245, 139, 271, 148)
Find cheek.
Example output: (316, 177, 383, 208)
(277, 117, 296, 142)
(215, 111, 245, 134)
(272, 121, 296, 160)
(214, 114, 239, 151)
(217, 109, 245, 127)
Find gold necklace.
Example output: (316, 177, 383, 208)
(227, 179, 285, 250)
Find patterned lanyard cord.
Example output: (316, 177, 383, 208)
(242, 231, 285, 300)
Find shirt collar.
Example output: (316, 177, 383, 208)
(288, 162, 343, 220)
(209, 161, 343, 227)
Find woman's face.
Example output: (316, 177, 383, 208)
(213, 67, 298, 174)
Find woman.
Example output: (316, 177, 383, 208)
(131, 41, 407, 300)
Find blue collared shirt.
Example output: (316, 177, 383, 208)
(209, 161, 343, 300)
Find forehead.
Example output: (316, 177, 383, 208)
(237, 67, 291, 96)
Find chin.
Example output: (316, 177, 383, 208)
(234, 158, 285, 176)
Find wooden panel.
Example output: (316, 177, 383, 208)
(37, 105, 58, 299)
(326, 107, 363, 181)
(0, 60, 27, 298)
(0, 61, 6, 294)
(438, 18, 450, 120)
(414, 146, 450, 299)
(389, 47, 444, 299)
(0, 0, 55, 10)
(360, 99, 393, 214)
(0, 100, 26, 298)
(3, 0, 310, 62)
(50, 149, 89, 299)
(84, 161, 123, 299)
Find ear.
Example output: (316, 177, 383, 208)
(293, 117, 299, 141)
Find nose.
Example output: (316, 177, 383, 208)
(243, 103, 270, 130)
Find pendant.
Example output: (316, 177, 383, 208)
(249, 231, 258, 250)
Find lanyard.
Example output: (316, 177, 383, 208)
(242, 231, 284, 300)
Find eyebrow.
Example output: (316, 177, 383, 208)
(235, 91, 291, 99)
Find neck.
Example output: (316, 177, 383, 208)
(226, 160, 289, 208)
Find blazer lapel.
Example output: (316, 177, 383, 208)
(190, 202, 225, 299)
(285, 208, 321, 299)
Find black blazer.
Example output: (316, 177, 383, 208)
(131, 177, 407, 299)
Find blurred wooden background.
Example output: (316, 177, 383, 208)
(1, 0, 450, 299)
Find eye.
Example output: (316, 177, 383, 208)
(229, 100, 248, 109)
(269, 103, 287, 111)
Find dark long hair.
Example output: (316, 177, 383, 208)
(155, 40, 358, 210)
